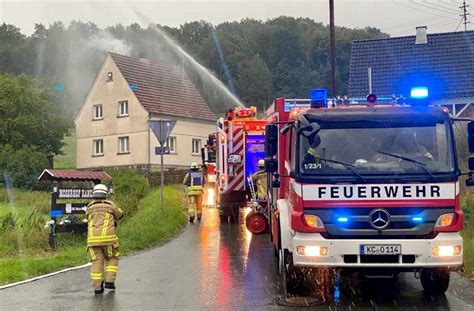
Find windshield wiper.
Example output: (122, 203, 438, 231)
(377, 150, 434, 180)
(314, 157, 367, 182)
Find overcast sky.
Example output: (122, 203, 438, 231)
(0, 0, 471, 36)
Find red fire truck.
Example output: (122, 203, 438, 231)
(216, 107, 267, 223)
(264, 88, 470, 296)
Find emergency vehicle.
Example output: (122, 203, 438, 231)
(264, 88, 471, 296)
(216, 107, 267, 223)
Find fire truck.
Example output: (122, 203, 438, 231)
(264, 88, 471, 296)
(216, 107, 267, 223)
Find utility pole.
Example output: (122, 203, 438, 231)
(460, 0, 471, 31)
(329, 0, 337, 97)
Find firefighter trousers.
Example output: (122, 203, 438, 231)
(87, 245, 119, 291)
(187, 195, 203, 218)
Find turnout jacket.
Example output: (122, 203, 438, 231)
(86, 200, 123, 247)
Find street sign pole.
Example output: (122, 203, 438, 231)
(148, 119, 177, 211)
(160, 122, 164, 211)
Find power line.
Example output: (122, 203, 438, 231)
(393, 1, 459, 21)
(408, 0, 461, 15)
(460, 0, 471, 31)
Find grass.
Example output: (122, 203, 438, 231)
(462, 195, 474, 278)
(54, 129, 76, 169)
(0, 186, 187, 285)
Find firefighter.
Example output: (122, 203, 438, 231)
(86, 184, 123, 294)
(249, 159, 267, 199)
(183, 162, 204, 222)
(302, 134, 322, 169)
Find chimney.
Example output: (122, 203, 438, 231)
(415, 26, 428, 44)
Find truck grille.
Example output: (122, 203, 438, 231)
(343, 255, 416, 264)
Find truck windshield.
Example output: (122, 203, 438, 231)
(299, 121, 455, 177)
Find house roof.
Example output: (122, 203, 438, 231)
(109, 52, 216, 121)
(38, 169, 111, 182)
(348, 30, 474, 101)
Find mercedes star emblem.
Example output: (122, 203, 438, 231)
(369, 209, 391, 230)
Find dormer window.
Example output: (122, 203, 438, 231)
(107, 72, 113, 82)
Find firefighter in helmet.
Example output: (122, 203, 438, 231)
(86, 184, 123, 294)
(302, 134, 322, 169)
(249, 159, 267, 199)
(183, 162, 204, 222)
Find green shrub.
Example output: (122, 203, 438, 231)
(110, 169, 150, 217)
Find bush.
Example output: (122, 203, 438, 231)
(110, 169, 150, 217)
(0, 145, 49, 190)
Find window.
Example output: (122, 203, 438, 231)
(192, 139, 201, 155)
(107, 72, 113, 82)
(93, 104, 103, 120)
(118, 100, 129, 117)
(93, 139, 104, 156)
(118, 136, 130, 154)
(166, 136, 177, 153)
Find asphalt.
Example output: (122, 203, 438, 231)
(0, 207, 473, 310)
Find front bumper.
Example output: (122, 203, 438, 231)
(292, 232, 463, 269)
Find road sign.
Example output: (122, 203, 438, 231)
(149, 120, 177, 146)
(155, 146, 170, 155)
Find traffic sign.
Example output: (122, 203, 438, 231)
(155, 146, 170, 155)
(148, 120, 176, 146)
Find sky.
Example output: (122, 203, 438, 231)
(0, 0, 471, 36)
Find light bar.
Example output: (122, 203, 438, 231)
(412, 216, 424, 223)
(337, 217, 349, 223)
(410, 86, 429, 99)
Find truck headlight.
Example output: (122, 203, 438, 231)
(434, 213, 454, 228)
(296, 245, 328, 257)
(432, 245, 462, 257)
(304, 215, 324, 229)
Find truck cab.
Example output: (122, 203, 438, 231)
(265, 90, 472, 296)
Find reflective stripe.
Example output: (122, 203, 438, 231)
(88, 219, 94, 236)
(91, 272, 103, 280)
(308, 148, 318, 157)
(87, 235, 118, 243)
(108, 246, 112, 257)
(116, 251, 120, 257)
(88, 248, 96, 260)
(105, 265, 118, 272)
(102, 213, 110, 236)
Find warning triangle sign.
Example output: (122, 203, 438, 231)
(148, 120, 177, 146)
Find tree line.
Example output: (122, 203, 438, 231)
(0, 17, 386, 188)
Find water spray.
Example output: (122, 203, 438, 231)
(134, 11, 245, 109)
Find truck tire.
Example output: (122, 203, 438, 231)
(278, 249, 308, 296)
(420, 269, 450, 295)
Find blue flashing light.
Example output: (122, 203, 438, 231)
(310, 88, 327, 108)
(53, 84, 64, 92)
(337, 217, 349, 223)
(129, 83, 138, 90)
(410, 86, 429, 99)
(412, 216, 424, 223)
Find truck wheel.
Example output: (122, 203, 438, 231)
(279, 249, 306, 296)
(420, 269, 450, 295)
(245, 211, 267, 234)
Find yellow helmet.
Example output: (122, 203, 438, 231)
(191, 162, 199, 169)
(257, 159, 265, 169)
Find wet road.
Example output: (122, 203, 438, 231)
(0, 207, 473, 310)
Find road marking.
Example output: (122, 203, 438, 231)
(0, 262, 91, 290)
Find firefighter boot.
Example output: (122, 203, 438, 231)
(104, 245, 119, 290)
(196, 195, 203, 222)
(188, 196, 196, 222)
(89, 247, 105, 294)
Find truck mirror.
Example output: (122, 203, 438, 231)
(468, 122, 474, 153)
(297, 122, 321, 137)
(265, 158, 278, 173)
(265, 124, 278, 157)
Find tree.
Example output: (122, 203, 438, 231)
(0, 74, 69, 155)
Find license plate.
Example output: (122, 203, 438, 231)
(360, 244, 401, 255)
